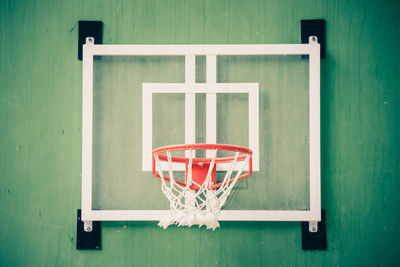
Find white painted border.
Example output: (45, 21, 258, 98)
(206, 55, 217, 158)
(184, 55, 196, 158)
(82, 38, 320, 223)
(308, 39, 321, 218)
(82, 210, 320, 221)
(81, 38, 94, 222)
(88, 44, 314, 56)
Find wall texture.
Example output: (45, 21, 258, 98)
(0, 0, 399, 266)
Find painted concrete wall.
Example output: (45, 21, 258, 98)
(0, 0, 399, 266)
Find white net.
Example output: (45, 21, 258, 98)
(153, 148, 251, 230)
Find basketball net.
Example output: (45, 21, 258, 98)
(153, 148, 251, 230)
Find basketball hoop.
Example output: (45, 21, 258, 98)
(152, 144, 253, 230)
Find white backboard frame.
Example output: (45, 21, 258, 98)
(81, 37, 321, 231)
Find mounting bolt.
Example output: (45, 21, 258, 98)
(309, 36, 318, 43)
(84, 221, 93, 232)
(86, 37, 94, 44)
(309, 221, 318, 232)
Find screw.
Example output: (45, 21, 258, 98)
(86, 227, 91, 231)
(312, 227, 316, 232)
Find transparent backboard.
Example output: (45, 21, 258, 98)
(91, 54, 310, 211)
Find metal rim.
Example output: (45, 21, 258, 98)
(152, 143, 252, 164)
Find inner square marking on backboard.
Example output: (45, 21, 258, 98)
(142, 55, 259, 172)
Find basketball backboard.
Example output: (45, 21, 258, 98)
(81, 37, 320, 232)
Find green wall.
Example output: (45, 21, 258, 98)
(1, 0, 399, 266)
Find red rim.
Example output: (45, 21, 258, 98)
(151, 144, 253, 189)
(152, 143, 252, 163)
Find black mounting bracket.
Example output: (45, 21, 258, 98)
(76, 209, 101, 250)
(301, 209, 327, 250)
(78, 21, 103, 60)
(301, 19, 326, 58)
